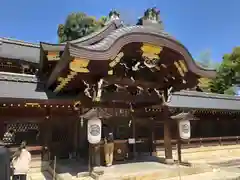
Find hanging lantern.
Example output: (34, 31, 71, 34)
(87, 118, 102, 144)
(178, 119, 191, 140)
(73, 101, 81, 111)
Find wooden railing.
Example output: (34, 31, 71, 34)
(154, 136, 240, 149)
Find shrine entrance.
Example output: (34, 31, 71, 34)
(41, 9, 216, 166)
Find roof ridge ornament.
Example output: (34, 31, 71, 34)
(138, 7, 164, 30)
(108, 10, 120, 21)
(144, 7, 160, 23)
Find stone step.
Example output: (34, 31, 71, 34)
(28, 171, 52, 180)
(30, 160, 49, 168)
(28, 160, 49, 172)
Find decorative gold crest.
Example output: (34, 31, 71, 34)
(25, 103, 41, 107)
(109, 52, 124, 68)
(141, 43, 162, 68)
(141, 43, 162, 55)
(54, 71, 78, 93)
(69, 58, 90, 73)
(174, 60, 188, 77)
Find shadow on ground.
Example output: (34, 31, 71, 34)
(52, 156, 174, 176)
(210, 158, 240, 168)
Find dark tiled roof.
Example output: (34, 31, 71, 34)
(0, 38, 40, 63)
(167, 91, 240, 111)
(69, 25, 176, 54)
(0, 79, 73, 101)
(66, 25, 215, 78)
(0, 81, 48, 100)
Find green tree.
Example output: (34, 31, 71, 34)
(197, 50, 212, 68)
(196, 50, 219, 92)
(57, 13, 109, 43)
(197, 50, 220, 69)
(209, 47, 240, 95)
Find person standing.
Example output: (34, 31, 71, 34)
(12, 141, 31, 180)
(0, 140, 10, 180)
(104, 126, 114, 167)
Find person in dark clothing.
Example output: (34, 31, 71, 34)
(0, 140, 10, 180)
(103, 125, 114, 167)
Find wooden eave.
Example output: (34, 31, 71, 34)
(45, 44, 73, 88)
(52, 26, 216, 77)
(46, 26, 216, 88)
(43, 25, 217, 108)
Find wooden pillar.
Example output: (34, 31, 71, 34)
(88, 143, 93, 172)
(129, 105, 137, 160)
(92, 143, 101, 167)
(132, 116, 136, 159)
(175, 119, 182, 163)
(43, 108, 51, 161)
(163, 106, 173, 164)
(177, 135, 182, 163)
(150, 119, 156, 156)
(73, 116, 79, 155)
(0, 119, 4, 140)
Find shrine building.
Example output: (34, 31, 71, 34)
(1, 9, 240, 166)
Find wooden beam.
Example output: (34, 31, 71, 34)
(162, 105, 173, 164)
(103, 76, 159, 89)
(101, 91, 162, 104)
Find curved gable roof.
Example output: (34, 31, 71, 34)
(66, 25, 216, 78)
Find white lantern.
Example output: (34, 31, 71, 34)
(178, 119, 191, 140)
(87, 118, 102, 144)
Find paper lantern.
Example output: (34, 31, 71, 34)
(178, 119, 191, 140)
(87, 118, 102, 144)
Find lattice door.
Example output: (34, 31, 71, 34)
(3, 122, 39, 145)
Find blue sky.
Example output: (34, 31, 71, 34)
(0, 0, 240, 62)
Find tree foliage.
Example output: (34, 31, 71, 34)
(57, 10, 121, 43)
(196, 50, 219, 92)
(197, 50, 220, 69)
(209, 47, 240, 95)
(57, 12, 115, 43)
(57, 13, 107, 43)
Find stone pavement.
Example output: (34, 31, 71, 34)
(96, 162, 211, 180)
(27, 145, 240, 180)
(161, 170, 240, 180)
(96, 145, 240, 180)
(160, 145, 240, 180)
(27, 171, 52, 180)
